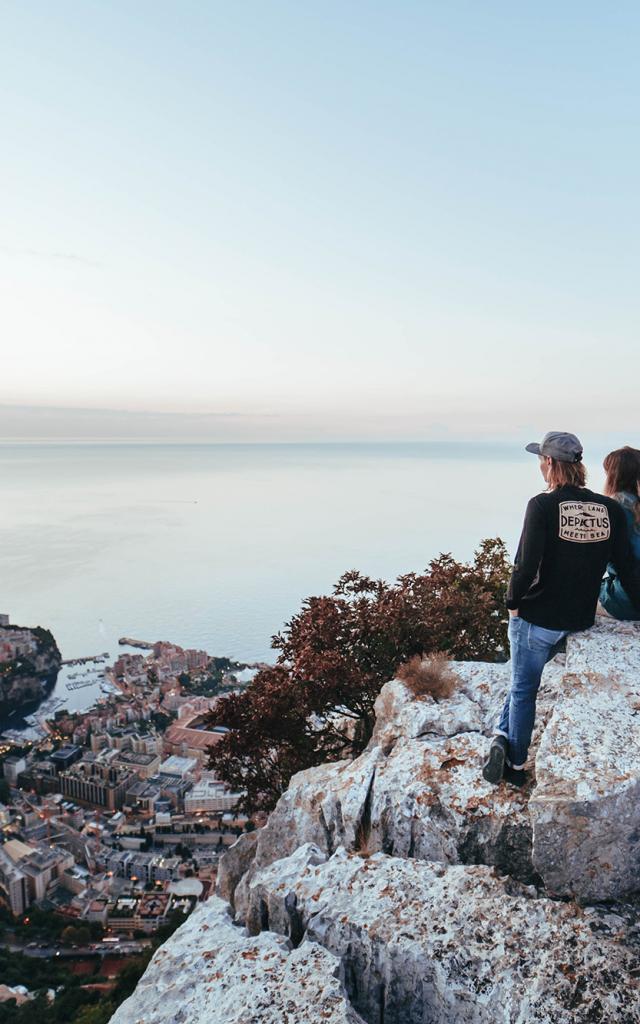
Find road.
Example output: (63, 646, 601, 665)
(1, 938, 151, 958)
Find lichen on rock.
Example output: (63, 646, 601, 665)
(531, 622, 640, 901)
(246, 847, 640, 1024)
(108, 896, 366, 1024)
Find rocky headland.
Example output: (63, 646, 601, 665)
(0, 623, 61, 715)
(110, 618, 640, 1024)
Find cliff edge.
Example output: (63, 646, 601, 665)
(110, 618, 640, 1024)
(0, 623, 61, 714)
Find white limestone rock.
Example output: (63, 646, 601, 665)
(247, 848, 640, 1024)
(235, 755, 362, 922)
(243, 733, 535, 899)
(253, 756, 355, 869)
(108, 895, 365, 1024)
(370, 676, 487, 752)
(245, 842, 328, 937)
(455, 654, 569, 747)
(370, 656, 567, 758)
(565, 618, 640, 686)
(368, 732, 534, 880)
(244, 660, 553, 897)
(215, 829, 258, 908)
(530, 619, 640, 901)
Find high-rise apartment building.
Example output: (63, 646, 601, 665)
(59, 758, 135, 811)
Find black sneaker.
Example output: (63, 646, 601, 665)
(482, 735, 508, 784)
(502, 765, 527, 788)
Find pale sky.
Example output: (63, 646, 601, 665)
(1, 2, 639, 442)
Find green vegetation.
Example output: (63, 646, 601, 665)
(154, 908, 191, 943)
(0, 947, 70, 990)
(29, 627, 61, 660)
(0, 947, 106, 1024)
(0, 905, 104, 944)
(0, 658, 37, 681)
(180, 656, 251, 698)
(0, 626, 61, 677)
(149, 710, 175, 732)
(61, 925, 92, 946)
(0, 906, 188, 1024)
(70, 1006, 115, 1024)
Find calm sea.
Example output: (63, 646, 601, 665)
(0, 441, 610, 719)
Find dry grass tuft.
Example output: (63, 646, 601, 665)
(396, 652, 458, 702)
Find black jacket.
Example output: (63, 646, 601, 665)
(506, 485, 640, 631)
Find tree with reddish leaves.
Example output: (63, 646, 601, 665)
(207, 538, 511, 812)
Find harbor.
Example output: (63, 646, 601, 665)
(66, 662, 114, 691)
(67, 675, 105, 691)
(1, 639, 129, 742)
(2, 696, 69, 742)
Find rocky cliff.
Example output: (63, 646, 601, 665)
(0, 624, 61, 714)
(110, 618, 640, 1024)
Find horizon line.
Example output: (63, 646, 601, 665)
(0, 437, 522, 447)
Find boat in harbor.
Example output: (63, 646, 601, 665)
(67, 677, 102, 690)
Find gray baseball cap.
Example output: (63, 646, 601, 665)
(525, 431, 583, 463)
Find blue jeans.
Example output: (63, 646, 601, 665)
(497, 617, 568, 769)
(599, 572, 640, 621)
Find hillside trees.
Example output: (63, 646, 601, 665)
(207, 538, 511, 812)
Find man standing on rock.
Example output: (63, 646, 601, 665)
(483, 430, 640, 788)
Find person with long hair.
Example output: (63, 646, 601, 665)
(483, 431, 640, 789)
(599, 446, 640, 620)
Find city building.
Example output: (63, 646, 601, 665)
(162, 690, 187, 712)
(159, 755, 198, 779)
(48, 819, 94, 866)
(112, 654, 148, 686)
(3, 755, 27, 785)
(102, 727, 160, 755)
(0, 846, 28, 915)
(50, 745, 83, 773)
(156, 774, 192, 811)
(59, 758, 135, 811)
(84, 897, 109, 925)
(111, 750, 161, 779)
(0, 839, 74, 914)
(163, 714, 227, 766)
(186, 649, 209, 671)
(59, 862, 91, 895)
(124, 779, 161, 814)
(18, 761, 59, 796)
(102, 849, 181, 884)
(0, 627, 38, 662)
(107, 891, 193, 934)
(184, 773, 242, 813)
